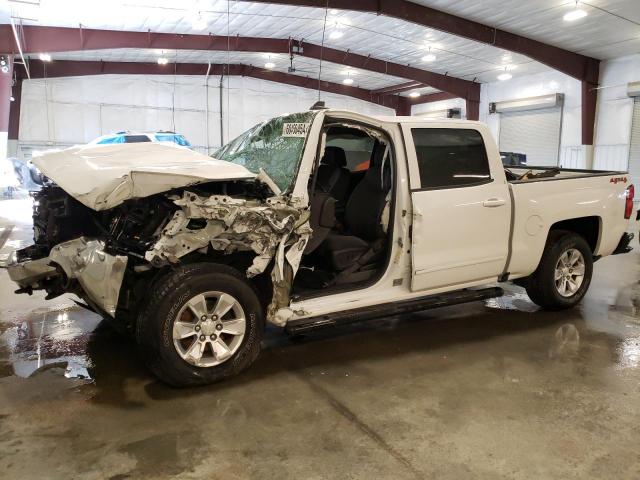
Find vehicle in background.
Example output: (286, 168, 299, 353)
(500, 151, 527, 167)
(89, 131, 192, 148)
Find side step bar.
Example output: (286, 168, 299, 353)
(285, 286, 503, 335)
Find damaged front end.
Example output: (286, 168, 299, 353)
(8, 179, 309, 326)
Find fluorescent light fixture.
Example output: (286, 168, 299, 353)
(192, 14, 207, 30)
(498, 72, 513, 81)
(157, 57, 169, 65)
(422, 53, 436, 62)
(329, 30, 344, 40)
(342, 78, 354, 85)
(563, 8, 587, 21)
(409, 91, 421, 98)
(264, 62, 276, 69)
(39, 53, 52, 62)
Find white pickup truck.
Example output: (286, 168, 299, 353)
(7, 106, 636, 386)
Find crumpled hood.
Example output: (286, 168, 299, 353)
(33, 142, 256, 211)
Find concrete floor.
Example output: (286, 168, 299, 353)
(1, 196, 639, 480)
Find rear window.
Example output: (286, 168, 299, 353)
(123, 135, 151, 143)
(155, 134, 191, 147)
(326, 135, 375, 171)
(411, 128, 491, 189)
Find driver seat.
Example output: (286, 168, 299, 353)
(322, 155, 390, 272)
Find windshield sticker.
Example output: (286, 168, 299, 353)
(282, 123, 310, 137)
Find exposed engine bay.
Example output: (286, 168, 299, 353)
(11, 178, 309, 327)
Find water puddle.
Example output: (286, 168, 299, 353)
(0, 305, 102, 381)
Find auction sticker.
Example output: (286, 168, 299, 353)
(282, 123, 310, 137)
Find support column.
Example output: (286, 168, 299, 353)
(582, 79, 599, 169)
(466, 98, 480, 121)
(8, 75, 21, 157)
(0, 54, 13, 161)
(395, 96, 412, 116)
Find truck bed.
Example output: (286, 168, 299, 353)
(506, 166, 626, 184)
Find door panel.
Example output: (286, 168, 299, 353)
(410, 182, 510, 291)
(403, 124, 511, 292)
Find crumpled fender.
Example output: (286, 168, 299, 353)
(145, 191, 311, 325)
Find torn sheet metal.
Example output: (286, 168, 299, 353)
(7, 256, 59, 287)
(50, 237, 128, 317)
(32, 143, 256, 211)
(145, 191, 310, 324)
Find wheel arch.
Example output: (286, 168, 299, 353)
(548, 216, 601, 254)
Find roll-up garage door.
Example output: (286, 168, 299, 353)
(629, 98, 640, 200)
(499, 107, 562, 167)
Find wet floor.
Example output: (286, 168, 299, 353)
(1, 197, 639, 479)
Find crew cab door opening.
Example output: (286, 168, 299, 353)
(403, 124, 511, 291)
(292, 120, 396, 296)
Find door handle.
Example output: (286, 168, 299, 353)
(483, 198, 506, 208)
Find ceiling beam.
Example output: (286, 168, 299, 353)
(409, 91, 459, 106)
(237, 0, 600, 84)
(0, 25, 479, 101)
(17, 60, 406, 113)
(372, 81, 425, 96)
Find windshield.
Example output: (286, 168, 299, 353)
(214, 111, 317, 191)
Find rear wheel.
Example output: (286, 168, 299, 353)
(525, 231, 593, 310)
(136, 263, 264, 387)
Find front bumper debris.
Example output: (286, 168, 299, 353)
(612, 232, 634, 255)
(8, 237, 128, 317)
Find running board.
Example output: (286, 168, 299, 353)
(285, 286, 503, 335)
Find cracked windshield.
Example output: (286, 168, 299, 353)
(214, 111, 317, 191)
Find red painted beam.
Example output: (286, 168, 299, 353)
(0, 25, 478, 101)
(408, 91, 458, 105)
(239, 0, 600, 84)
(21, 60, 405, 113)
(0, 54, 13, 133)
(8, 76, 21, 140)
(290, 40, 478, 100)
(372, 81, 425, 96)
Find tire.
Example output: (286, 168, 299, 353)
(525, 230, 593, 310)
(136, 262, 264, 387)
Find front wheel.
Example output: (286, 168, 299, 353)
(136, 263, 264, 387)
(525, 231, 593, 310)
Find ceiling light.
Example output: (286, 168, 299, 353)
(192, 14, 207, 30)
(422, 53, 436, 62)
(0, 59, 5, 66)
(157, 57, 169, 65)
(342, 78, 354, 85)
(264, 62, 276, 69)
(0, 66, 8, 74)
(10, 96, 15, 102)
(329, 30, 344, 40)
(409, 91, 421, 98)
(564, 2, 587, 21)
(498, 72, 513, 81)
(39, 53, 52, 62)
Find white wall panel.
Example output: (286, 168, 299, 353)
(411, 98, 467, 118)
(17, 74, 394, 158)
